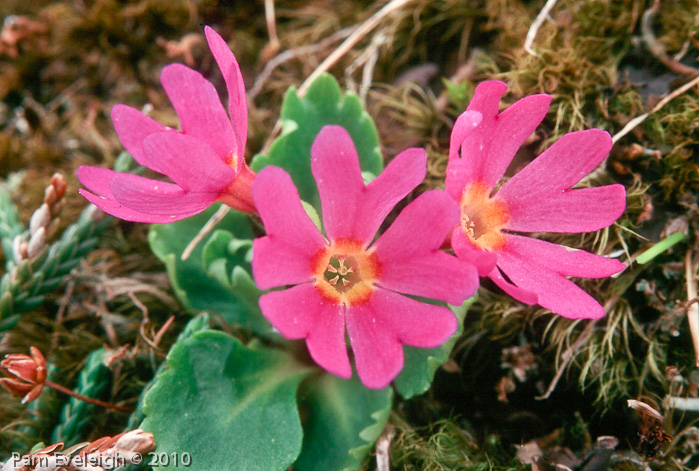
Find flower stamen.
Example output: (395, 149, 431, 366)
(460, 181, 510, 251)
(312, 239, 380, 305)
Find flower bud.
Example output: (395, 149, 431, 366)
(29, 203, 50, 234)
(0, 346, 47, 403)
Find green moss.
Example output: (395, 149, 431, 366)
(391, 416, 523, 471)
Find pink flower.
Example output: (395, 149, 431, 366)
(78, 27, 255, 223)
(446, 81, 626, 319)
(252, 126, 478, 388)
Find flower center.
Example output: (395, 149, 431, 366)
(459, 182, 510, 251)
(323, 256, 361, 292)
(311, 238, 380, 306)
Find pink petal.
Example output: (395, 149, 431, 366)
(347, 289, 458, 388)
(377, 251, 477, 305)
(448, 110, 483, 161)
(79, 166, 195, 222)
(497, 129, 613, 197)
(111, 105, 175, 173)
(77, 166, 122, 199)
(346, 308, 402, 388)
(259, 285, 351, 379)
(373, 191, 477, 304)
(205, 26, 248, 161)
(252, 166, 327, 290)
(502, 234, 625, 278)
(445, 81, 551, 195)
(504, 184, 627, 233)
(78, 166, 207, 222)
(451, 230, 498, 276)
(495, 247, 608, 319)
(108, 173, 216, 216)
(487, 268, 538, 305)
(312, 125, 426, 243)
(445, 109, 481, 200)
(252, 235, 315, 289)
(79, 189, 203, 223)
(310, 126, 365, 241)
(142, 132, 236, 192)
(160, 63, 239, 163)
(444, 157, 474, 202)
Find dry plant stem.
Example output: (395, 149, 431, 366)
(375, 423, 395, 471)
(537, 319, 599, 400)
(249, 27, 354, 100)
(664, 396, 699, 412)
(641, 0, 699, 76)
(685, 251, 699, 366)
(140, 315, 176, 355)
(628, 399, 664, 421)
(181, 204, 231, 261)
(345, 31, 386, 105)
(44, 380, 132, 412)
(264, 0, 280, 51)
(260, 0, 413, 153)
(524, 0, 559, 57)
(297, 0, 415, 96)
(611, 73, 699, 144)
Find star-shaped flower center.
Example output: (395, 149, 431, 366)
(311, 238, 381, 305)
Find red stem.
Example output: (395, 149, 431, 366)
(45, 380, 133, 412)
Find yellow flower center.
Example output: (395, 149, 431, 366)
(459, 182, 510, 251)
(311, 238, 381, 306)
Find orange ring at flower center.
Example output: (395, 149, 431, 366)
(459, 182, 510, 251)
(311, 238, 381, 306)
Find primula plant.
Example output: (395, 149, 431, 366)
(13, 7, 695, 469)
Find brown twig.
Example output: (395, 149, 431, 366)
(536, 319, 599, 400)
(263, 0, 281, 59)
(611, 73, 699, 144)
(297, 0, 415, 96)
(685, 251, 699, 366)
(249, 27, 354, 100)
(181, 204, 231, 261)
(524, 0, 559, 56)
(259, 0, 414, 154)
(45, 380, 132, 412)
(641, 0, 699, 76)
(376, 423, 396, 471)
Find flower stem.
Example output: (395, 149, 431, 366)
(45, 380, 133, 411)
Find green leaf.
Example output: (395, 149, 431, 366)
(636, 231, 685, 264)
(301, 200, 322, 233)
(0, 183, 25, 268)
(295, 374, 392, 471)
(148, 204, 273, 337)
(250, 74, 383, 212)
(126, 313, 211, 431)
(201, 229, 253, 284)
(393, 295, 476, 398)
(141, 331, 312, 471)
